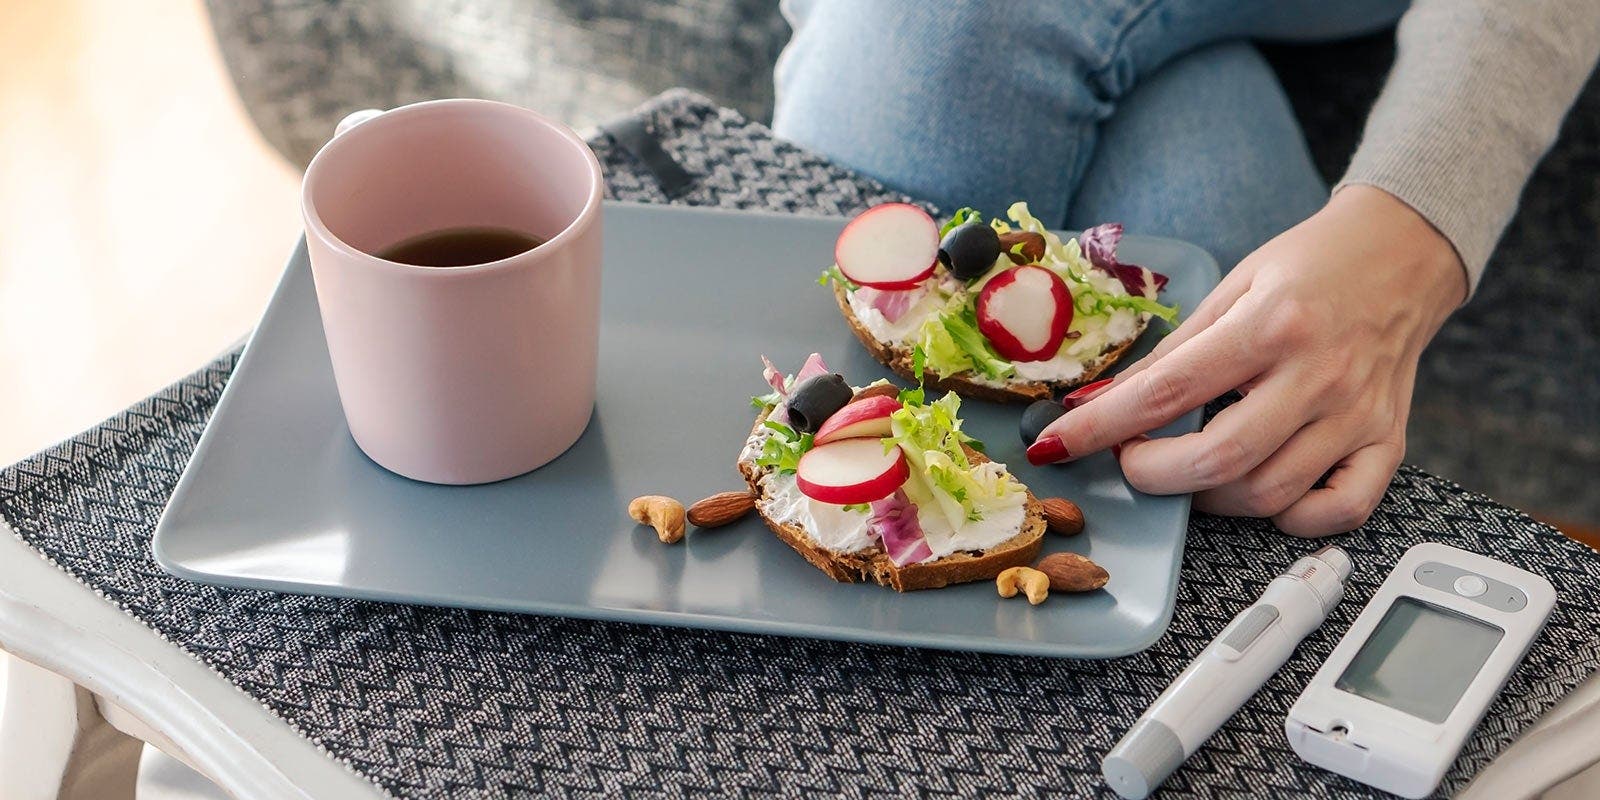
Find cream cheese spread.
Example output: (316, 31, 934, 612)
(846, 277, 1146, 386)
(740, 423, 1028, 563)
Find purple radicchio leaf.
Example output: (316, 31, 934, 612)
(870, 488, 933, 567)
(1080, 222, 1169, 298)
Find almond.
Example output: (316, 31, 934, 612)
(1040, 497, 1085, 536)
(1035, 552, 1109, 592)
(998, 231, 1047, 264)
(687, 490, 756, 528)
(852, 383, 901, 402)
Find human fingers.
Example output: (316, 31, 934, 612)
(1191, 414, 1363, 517)
(1271, 440, 1403, 537)
(1077, 263, 1256, 400)
(1117, 371, 1324, 495)
(1028, 316, 1266, 464)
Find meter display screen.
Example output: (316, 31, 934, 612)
(1336, 597, 1504, 723)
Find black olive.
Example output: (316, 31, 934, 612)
(938, 222, 1002, 281)
(786, 373, 853, 433)
(1020, 399, 1067, 446)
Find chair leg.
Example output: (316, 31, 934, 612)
(0, 654, 141, 800)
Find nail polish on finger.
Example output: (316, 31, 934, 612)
(1026, 434, 1072, 466)
(1063, 377, 1113, 409)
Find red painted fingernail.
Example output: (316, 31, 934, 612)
(1026, 435, 1072, 466)
(1064, 378, 1113, 408)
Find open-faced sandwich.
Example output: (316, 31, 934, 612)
(737, 353, 1046, 591)
(822, 202, 1179, 403)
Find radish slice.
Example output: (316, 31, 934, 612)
(834, 203, 939, 290)
(814, 394, 902, 446)
(975, 265, 1074, 362)
(795, 438, 909, 505)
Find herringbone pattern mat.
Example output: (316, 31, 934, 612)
(3, 92, 1597, 798)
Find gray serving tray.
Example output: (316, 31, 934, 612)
(154, 202, 1218, 658)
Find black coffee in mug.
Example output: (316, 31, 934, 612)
(378, 226, 545, 267)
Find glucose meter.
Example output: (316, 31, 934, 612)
(1286, 542, 1555, 799)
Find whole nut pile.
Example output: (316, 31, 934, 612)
(995, 497, 1107, 604)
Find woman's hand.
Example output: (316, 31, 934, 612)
(1027, 186, 1467, 536)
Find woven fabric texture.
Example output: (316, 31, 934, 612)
(4, 91, 1598, 799)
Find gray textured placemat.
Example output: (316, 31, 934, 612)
(4, 91, 1598, 799)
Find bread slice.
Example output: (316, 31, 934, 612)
(737, 412, 1045, 592)
(832, 282, 1143, 403)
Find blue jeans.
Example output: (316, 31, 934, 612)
(773, 0, 1409, 270)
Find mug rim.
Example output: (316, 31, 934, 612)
(301, 98, 604, 276)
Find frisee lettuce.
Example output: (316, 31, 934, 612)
(1096, 292, 1180, 324)
(916, 302, 1014, 381)
(939, 207, 981, 237)
(818, 264, 858, 290)
(1006, 201, 1180, 324)
(755, 420, 813, 474)
(888, 393, 1020, 527)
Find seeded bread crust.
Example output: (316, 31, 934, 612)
(832, 281, 1144, 404)
(737, 412, 1045, 592)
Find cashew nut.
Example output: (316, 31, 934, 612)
(996, 566, 1050, 605)
(629, 495, 686, 544)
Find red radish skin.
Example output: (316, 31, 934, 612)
(813, 395, 902, 446)
(795, 438, 910, 505)
(833, 203, 940, 290)
(975, 265, 1074, 362)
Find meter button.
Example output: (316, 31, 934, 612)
(1453, 574, 1488, 597)
(1221, 605, 1280, 654)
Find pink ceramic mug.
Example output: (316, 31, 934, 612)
(301, 99, 603, 485)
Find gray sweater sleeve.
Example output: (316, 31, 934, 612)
(1335, 0, 1600, 293)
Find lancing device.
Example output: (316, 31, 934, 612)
(1102, 545, 1353, 799)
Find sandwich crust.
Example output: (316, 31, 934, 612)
(832, 282, 1143, 403)
(738, 412, 1045, 592)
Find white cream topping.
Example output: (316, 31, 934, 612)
(740, 424, 1028, 563)
(847, 288, 942, 344)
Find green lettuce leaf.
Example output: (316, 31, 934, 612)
(939, 207, 981, 238)
(818, 264, 858, 291)
(1100, 293, 1180, 324)
(754, 420, 813, 474)
(1008, 201, 1180, 325)
(888, 393, 1021, 527)
(916, 302, 1015, 381)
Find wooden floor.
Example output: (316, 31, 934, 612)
(0, 0, 301, 467)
